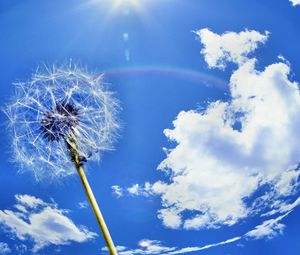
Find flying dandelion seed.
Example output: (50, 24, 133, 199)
(4, 64, 119, 180)
(4, 63, 120, 255)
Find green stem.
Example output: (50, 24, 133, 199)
(67, 139, 118, 255)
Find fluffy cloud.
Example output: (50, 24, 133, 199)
(289, 0, 300, 6)
(149, 28, 300, 230)
(123, 29, 300, 234)
(155, 59, 300, 229)
(0, 194, 97, 252)
(0, 242, 11, 254)
(195, 28, 269, 69)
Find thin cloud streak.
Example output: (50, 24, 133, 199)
(162, 200, 298, 255)
(116, 195, 300, 255)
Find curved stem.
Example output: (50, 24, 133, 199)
(67, 139, 118, 255)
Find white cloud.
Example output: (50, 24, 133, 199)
(111, 207, 293, 255)
(102, 236, 244, 255)
(102, 245, 128, 252)
(289, 0, 300, 6)
(265, 196, 300, 217)
(105, 202, 295, 255)
(157, 207, 182, 229)
(127, 184, 141, 195)
(78, 201, 88, 209)
(111, 195, 300, 255)
(154, 57, 300, 230)
(112, 185, 124, 198)
(137, 239, 176, 254)
(102, 239, 176, 255)
(195, 28, 269, 69)
(127, 183, 153, 197)
(14, 244, 27, 254)
(165, 236, 241, 255)
(146, 26, 300, 230)
(121, 30, 300, 233)
(245, 213, 288, 240)
(0, 242, 11, 254)
(15, 194, 46, 208)
(0, 194, 97, 252)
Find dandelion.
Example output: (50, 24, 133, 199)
(4, 64, 120, 255)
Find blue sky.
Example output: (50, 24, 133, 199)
(1, 0, 300, 254)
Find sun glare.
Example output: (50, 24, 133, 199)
(111, 0, 144, 12)
(82, 0, 147, 17)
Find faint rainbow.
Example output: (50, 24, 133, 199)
(101, 65, 227, 91)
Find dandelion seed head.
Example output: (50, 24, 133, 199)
(4, 64, 120, 180)
(40, 102, 80, 142)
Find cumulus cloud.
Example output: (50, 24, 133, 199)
(289, 0, 300, 6)
(195, 28, 269, 69)
(146, 28, 300, 231)
(121, 29, 300, 235)
(0, 194, 97, 252)
(0, 242, 11, 254)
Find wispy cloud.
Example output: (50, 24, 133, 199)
(102, 236, 243, 255)
(111, 203, 296, 255)
(289, 0, 300, 6)
(245, 212, 289, 240)
(102, 239, 177, 255)
(0, 194, 97, 252)
(165, 236, 242, 255)
(127, 183, 153, 197)
(169, 208, 294, 254)
(112, 185, 124, 198)
(78, 201, 89, 209)
(112, 183, 154, 198)
(0, 242, 11, 254)
(14, 244, 27, 254)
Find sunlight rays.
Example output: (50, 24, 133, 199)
(83, 0, 146, 15)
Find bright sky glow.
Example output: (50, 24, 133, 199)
(84, 0, 146, 15)
(0, 1, 300, 255)
(112, 0, 143, 9)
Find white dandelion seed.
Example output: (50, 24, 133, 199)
(4, 64, 120, 180)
